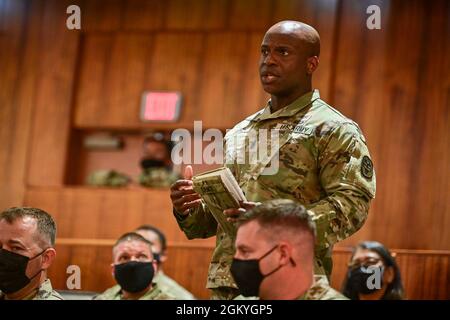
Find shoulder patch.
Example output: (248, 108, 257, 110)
(361, 156, 374, 180)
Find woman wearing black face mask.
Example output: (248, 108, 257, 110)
(341, 241, 405, 300)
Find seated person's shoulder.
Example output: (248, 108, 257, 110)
(143, 284, 176, 300)
(93, 284, 121, 300)
(33, 279, 64, 300)
(156, 273, 196, 300)
(304, 276, 348, 300)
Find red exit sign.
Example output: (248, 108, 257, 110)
(140, 91, 182, 122)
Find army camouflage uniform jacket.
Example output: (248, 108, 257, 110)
(299, 275, 348, 300)
(234, 275, 347, 300)
(0, 279, 63, 300)
(154, 270, 196, 300)
(175, 90, 376, 291)
(94, 283, 175, 300)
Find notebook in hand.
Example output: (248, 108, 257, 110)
(192, 167, 246, 236)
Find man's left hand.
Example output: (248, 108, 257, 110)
(223, 201, 261, 223)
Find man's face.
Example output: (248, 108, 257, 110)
(0, 217, 51, 280)
(143, 141, 170, 163)
(135, 230, 167, 264)
(113, 240, 154, 265)
(259, 32, 308, 97)
(234, 221, 280, 295)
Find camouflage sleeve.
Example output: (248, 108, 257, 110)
(174, 201, 218, 239)
(306, 122, 376, 251)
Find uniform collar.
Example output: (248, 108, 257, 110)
(252, 89, 320, 122)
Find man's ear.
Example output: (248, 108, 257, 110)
(306, 56, 319, 75)
(160, 252, 168, 264)
(41, 248, 56, 269)
(278, 242, 293, 266)
(111, 263, 115, 278)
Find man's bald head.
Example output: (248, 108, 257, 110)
(265, 20, 320, 57)
(259, 21, 321, 107)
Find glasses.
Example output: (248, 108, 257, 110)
(348, 257, 383, 269)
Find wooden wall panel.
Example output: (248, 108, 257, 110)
(145, 33, 205, 126)
(122, 0, 165, 31)
(0, 0, 43, 208)
(82, 0, 122, 32)
(24, 187, 216, 245)
(27, 0, 80, 187)
(165, 0, 227, 30)
(332, 0, 450, 250)
(199, 32, 265, 128)
(228, 0, 273, 31)
(75, 32, 208, 129)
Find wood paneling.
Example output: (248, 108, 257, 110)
(0, 0, 42, 208)
(26, 0, 80, 187)
(82, 0, 122, 32)
(165, 0, 227, 31)
(198, 32, 266, 128)
(24, 187, 216, 245)
(228, 0, 273, 31)
(122, 0, 165, 31)
(332, 0, 450, 250)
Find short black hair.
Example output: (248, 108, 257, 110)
(135, 225, 167, 252)
(238, 199, 316, 239)
(341, 241, 405, 300)
(0, 207, 57, 247)
(114, 232, 153, 251)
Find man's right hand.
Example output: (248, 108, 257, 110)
(170, 165, 201, 216)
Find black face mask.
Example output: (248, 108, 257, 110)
(0, 248, 46, 294)
(347, 265, 385, 295)
(230, 245, 284, 297)
(140, 159, 165, 170)
(114, 261, 155, 293)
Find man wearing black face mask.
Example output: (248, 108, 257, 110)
(94, 232, 174, 300)
(135, 225, 195, 299)
(139, 133, 180, 188)
(231, 199, 347, 300)
(0, 207, 62, 300)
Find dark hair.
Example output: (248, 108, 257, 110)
(114, 232, 153, 251)
(341, 241, 405, 300)
(0, 207, 57, 247)
(135, 225, 167, 253)
(239, 199, 316, 239)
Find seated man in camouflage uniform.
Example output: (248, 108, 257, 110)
(95, 232, 174, 300)
(139, 132, 180, 188)
(0, 207, 63, 300)
(232, 199, 347, 300)
(135, 225, 195, 299)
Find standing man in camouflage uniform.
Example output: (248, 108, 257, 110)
(232, 199, 347, 300)
(170, 21, 376, 299)
(0, 207, 63, 300)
